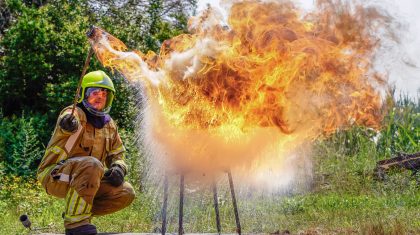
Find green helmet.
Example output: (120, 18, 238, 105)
(78, 70, 115, 115)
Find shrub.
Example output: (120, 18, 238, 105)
(0, 113, 48, 177)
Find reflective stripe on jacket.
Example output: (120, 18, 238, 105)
(37, 105, 127, 185)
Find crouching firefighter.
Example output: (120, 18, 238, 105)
(37, 70, 135, 235)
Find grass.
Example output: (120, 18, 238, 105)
(2, 161, 416, 234)
(1, 95, 419, 234)
(0, 176, 157, 234)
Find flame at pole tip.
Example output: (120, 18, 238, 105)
(87, 0, 393, 190)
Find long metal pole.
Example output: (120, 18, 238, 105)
(178, 174, 185, 235)
(212, 180, 221, 234)
(227, 169, 241, 235)
(161, 174, 169, 235)
(70, 46, 94, 116)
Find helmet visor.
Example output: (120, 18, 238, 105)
(84, 87, 114, 115)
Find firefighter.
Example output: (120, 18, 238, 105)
(37, 70, 135, 235)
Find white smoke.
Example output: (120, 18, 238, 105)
(163, 37, 226, 80)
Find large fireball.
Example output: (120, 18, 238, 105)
(88, 0, 392, 187)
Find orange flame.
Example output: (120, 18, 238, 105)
(88, 0, 389, 179)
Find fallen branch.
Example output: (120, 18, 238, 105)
(374, 152, 420, 180)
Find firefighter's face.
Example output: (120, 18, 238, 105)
(87, 88, 108, 110)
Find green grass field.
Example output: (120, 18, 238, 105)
(1, 155, 418, 235)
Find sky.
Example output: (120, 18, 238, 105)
(196, 0, 420, 97)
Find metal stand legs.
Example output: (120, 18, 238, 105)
(178, 174, 185, 235)
(161, 170, 241, 234)
(212, 180, 221, 234)
(161, 174, 168, 235)
(227, 170, 241, 235)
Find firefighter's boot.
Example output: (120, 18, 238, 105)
(65, 223, 97, 235)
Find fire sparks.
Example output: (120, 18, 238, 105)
(88, 0, 391, 186)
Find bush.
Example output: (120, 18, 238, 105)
(0, 113, 48, 177)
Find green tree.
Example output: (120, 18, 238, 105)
(0, 0, 197, 177)
(0, 0, 91, 119)
(91, 0, 196, 51)
(0, 0, 196, 124)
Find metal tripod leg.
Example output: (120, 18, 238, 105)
(161, 174, 169, 235)
(160, 170, 241, 235)
(179, 174, 185, 235)
(227, 169, 241, 235)
(212, 180, 221, 234)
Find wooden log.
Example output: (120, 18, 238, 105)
(374, 152, 420, 179)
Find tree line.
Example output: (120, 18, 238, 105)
(0, 0, 197, 177)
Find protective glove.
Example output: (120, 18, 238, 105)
(59, 114, 79, 132)
(103, 164, 125, 187)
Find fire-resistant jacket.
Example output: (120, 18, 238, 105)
(37, 105, 127, 186)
